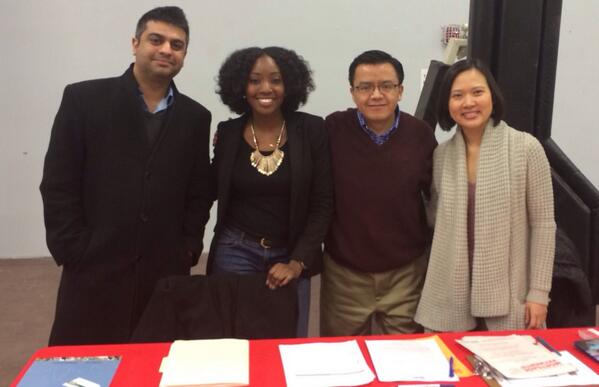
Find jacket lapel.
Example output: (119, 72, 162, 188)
(286, 112, 302, 237)
(217, 116, 245, 225)
(112, 71, 147, 158)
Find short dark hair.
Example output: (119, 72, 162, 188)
(348, 50, 404, 85)
(135, 6, 189, 43)
(437, 59, 505, 131)
(217, 46, 315, 115)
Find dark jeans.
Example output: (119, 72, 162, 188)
(212, 226, 310, 337)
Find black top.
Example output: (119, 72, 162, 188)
(226, 141, 290, 240)
(208, 112, 333, 276)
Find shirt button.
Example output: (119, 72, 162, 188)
(140, 213, 149, 222)
(144, 171, 152, 180)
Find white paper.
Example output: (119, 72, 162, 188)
(457, 335, 577, 379)
(499, 351, 599, 387)
(279, 340, 375, 387)
(159, 339, 249, 387)
(63, 377, 100, 387)
(365, 338, 459, 382)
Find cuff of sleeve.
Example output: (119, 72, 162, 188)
(526, 288, 550, 305)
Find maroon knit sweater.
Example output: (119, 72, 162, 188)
(325, 108, 437, 272)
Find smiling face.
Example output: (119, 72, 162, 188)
(245, 54, 285, 118)
(351, 62, 403, 132)
(132, 20, 187, 82)
(448, 68, 493, 133)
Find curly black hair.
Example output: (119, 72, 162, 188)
(217, 46, 315, 115)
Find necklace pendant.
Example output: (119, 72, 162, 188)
(249, 119, 286, 176)
(250, 148, 284, 176)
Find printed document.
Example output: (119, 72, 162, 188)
(279, 340, 375, 387)
(365, 337, 459, 382)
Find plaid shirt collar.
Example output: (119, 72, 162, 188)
(356, 106, 401, 145)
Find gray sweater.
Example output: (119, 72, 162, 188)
(415, 121, 555, 331)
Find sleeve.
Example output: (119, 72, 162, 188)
(289, 117, 334, 270)
(525, 137, 556, 305)
(39, 85, 90, 266)
(183, 109, 214, 263)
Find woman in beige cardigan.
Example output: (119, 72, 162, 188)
(415, 59, 555, 331)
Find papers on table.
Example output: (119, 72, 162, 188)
(365, 337, 459, 382)
(159, 339, 249, 387)
(278, 340, 375, 387)
(498, 351, 599, 387)
(457, 335, 577, 379)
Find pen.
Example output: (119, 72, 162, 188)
(449, 355, 455, 377)
(535, 336, 561, 356)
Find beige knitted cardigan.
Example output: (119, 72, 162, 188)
(415, 121, 555, 331)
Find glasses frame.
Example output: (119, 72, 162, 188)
(352, 82, 401, 95)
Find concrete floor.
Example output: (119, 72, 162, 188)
(0, 257, 321, 385)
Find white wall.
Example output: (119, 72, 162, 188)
(552, 1, 599, 188)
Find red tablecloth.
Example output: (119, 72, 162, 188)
(12, 327, 599, 386)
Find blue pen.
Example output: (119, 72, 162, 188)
(449, 356, 455, 377)
(536, 336, 561, 356)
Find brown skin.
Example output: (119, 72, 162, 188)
(132, 20, 187, 112)
(242, 54, 302, 289)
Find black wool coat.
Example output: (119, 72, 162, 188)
(40, 66, 212, 345)
(208, 112, 334, 276)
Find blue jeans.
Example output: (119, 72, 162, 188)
(212, 226, 310, 337)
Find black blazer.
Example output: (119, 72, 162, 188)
(208, 112, 333, 276)
(40, 65, 212, 344)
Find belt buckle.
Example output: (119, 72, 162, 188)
(260, 237, 271, 249)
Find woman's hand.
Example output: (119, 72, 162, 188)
(525, 301, 548, 329)
(266, 260, 303, 290)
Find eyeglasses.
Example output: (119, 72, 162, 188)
(352, 82, 400, 95)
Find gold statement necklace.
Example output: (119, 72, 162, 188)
(249, 119, 286, 176)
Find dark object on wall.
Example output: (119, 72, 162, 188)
(547, 228, 594, 327)
(414, 60, 449, 130)
(131, 273, 298, 342)
(468, 0, 599, 313)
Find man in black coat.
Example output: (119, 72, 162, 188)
(40, 6, 212, 345)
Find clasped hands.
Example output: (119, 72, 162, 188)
(266, 260, 303, 290)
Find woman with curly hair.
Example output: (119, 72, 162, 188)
(208, 47, 333, 337)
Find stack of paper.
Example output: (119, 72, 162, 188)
(365, 337, 461, 382)
(159, 339, 249, 387)
(279, 340, 375, 387)
(457, 335, 577, 380)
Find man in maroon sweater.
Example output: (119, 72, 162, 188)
(321, 50, 437, 336)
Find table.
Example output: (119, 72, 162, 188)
(11, 327, 599, 386)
